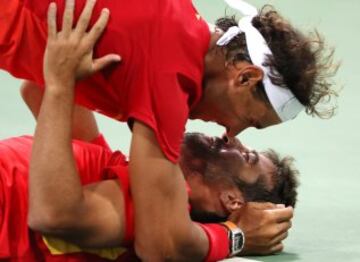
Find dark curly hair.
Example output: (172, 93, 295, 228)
(261, 149, 299, 207)
(215, 6, 339, 118)
(224, 149, 299, 208)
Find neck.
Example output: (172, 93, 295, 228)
(186, 176, 228, 222)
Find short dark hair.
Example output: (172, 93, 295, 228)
(215, 6, 339, 119)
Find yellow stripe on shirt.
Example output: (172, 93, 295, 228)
(42, 235, 127, 260)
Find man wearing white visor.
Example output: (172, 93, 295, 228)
(215, 0, 305, 124)
(194, 0, 337, 138)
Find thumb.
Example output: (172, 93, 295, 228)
(92, 54, 122, 73)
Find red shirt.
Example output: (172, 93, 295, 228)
(0, 0, 211, 162)
(0, 135, 129, 261)
(0, 135, 196, 260)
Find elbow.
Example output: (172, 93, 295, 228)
(20, 81, 40, 105)
(28, 211, 56, 233)
(27, 206, 70, 234)
(20, 81, 32, 102)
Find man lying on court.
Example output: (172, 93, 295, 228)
(0, 83, 298, 261)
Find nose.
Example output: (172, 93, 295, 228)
(222, 134, 242, 150)
(222, 133, 229, 144)
(222, 133, 237, 145)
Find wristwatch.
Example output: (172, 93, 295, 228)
(221, 221, 245, 256)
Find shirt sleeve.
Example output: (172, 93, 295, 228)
(71, 141, 115, 184)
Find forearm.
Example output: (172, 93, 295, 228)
(131, 162, 209, 261)
(130, 122, 209, 261)
(28, 84, 126, 246)
(28, 0, 123, 243)
(29, 83, 85, 230)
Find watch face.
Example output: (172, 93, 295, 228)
(222, 221, 245, 255)
(234, 233, 244, 249)
(232, 232, 244, 254)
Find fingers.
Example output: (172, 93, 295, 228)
(62, 0, 75, 37)
(75, 0, 97, 35)
(268, 221, 291, 245)
(92, 54, 121, 73)
(278, 220, 292, 233)
(266, 223, 291, 254)
(269, 242, 284, 254)
(272, 207, 294, 223)
(47, 2, 57, 40)
(269, 230, 289, 246)
(267, 206, 293, 223)
(247, 201, 277, 210)
(87, 8, 110, 46)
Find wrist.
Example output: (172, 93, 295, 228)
(44, 80, 75, 97)
(42, 86, 75, 110)
(45, 72, 75, 88)
(221, 221, 245, 257)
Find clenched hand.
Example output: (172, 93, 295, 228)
(229, 202, 293, 255)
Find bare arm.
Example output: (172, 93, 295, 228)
(28, 0, 122, 247)
(20, 80, 100, 142)
(130, 121, 209, 261)
(28, 78, 125, 247)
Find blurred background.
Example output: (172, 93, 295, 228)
(1, 0, 359, 261)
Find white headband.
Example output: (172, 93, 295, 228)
(216, 0, 304, 122)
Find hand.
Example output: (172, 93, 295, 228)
(229, 202, 293, 255)
(44, 0, 121, 87)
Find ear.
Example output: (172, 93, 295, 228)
(235, 65, 264, 91)
(219, 190, 244, 213)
